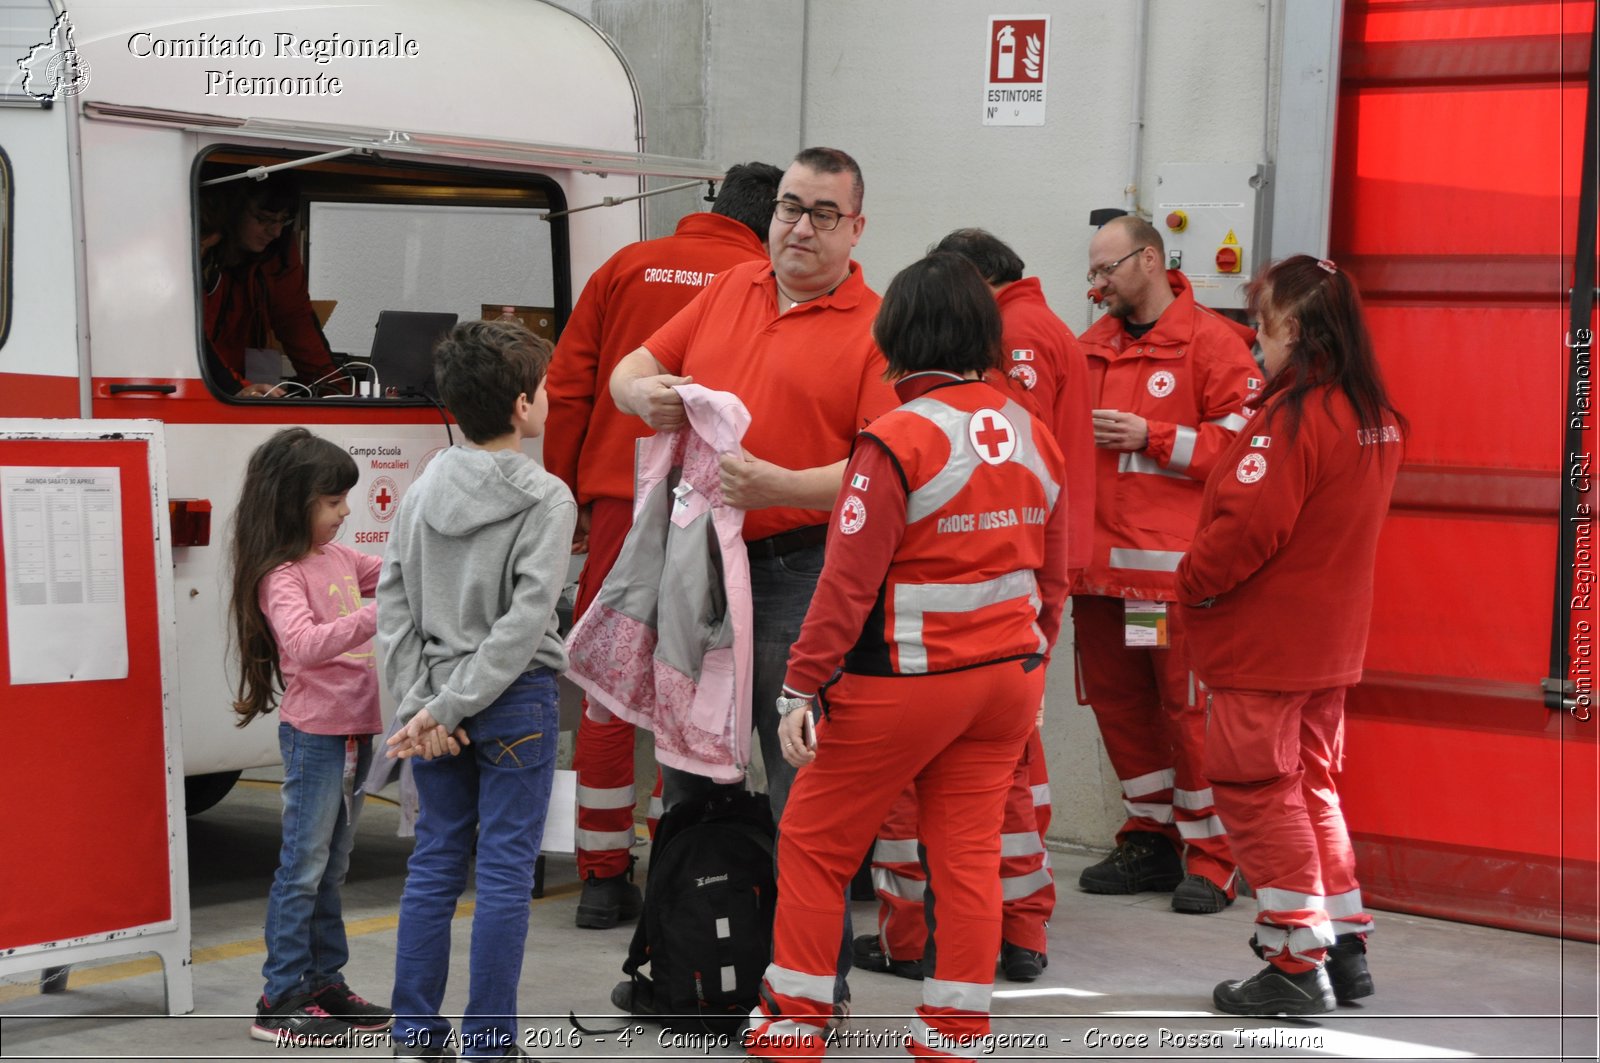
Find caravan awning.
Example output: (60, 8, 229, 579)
(81, 101, 724, 180)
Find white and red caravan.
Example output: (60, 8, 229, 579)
(0, 0, 719, 809)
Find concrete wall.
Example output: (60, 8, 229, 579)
(547, 0, 1282, 854)
(557, 0, 804, 239)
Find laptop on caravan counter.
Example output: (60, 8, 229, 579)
(368, 310, 458, 397)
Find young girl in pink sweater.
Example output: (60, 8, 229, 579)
(228, 427, 395, 1045)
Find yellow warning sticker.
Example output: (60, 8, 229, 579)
(1223, 229, 1240, 245)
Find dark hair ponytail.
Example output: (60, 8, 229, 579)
(227, 428, 358, 726)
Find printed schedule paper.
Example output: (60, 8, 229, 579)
(2, 466, 129, 684)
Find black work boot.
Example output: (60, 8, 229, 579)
(575, 860, 642, 929)
(1077, 831, 1183, 894)
(1171, 873, 1233, 914)
(1325, 933, 1375, 1003)
(999, 941, 1048, 982)
(850, 933, 923, 980)
(1247, 930, 1373, 1004)
(1212, 963, 1336, 1016)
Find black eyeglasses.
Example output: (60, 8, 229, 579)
(1086, 246, 1148, 285)
(249, 207, 295, 232)
(772, 199, 858, 232)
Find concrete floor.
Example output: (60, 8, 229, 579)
(1, 777, 1596, 1062)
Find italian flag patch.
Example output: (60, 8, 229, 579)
(1250, 435, 1271, 448)
(850, 473, 870, 490)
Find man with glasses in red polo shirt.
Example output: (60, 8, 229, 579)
(609, 146, 895, 829)
(1073, 214, 1259, 915)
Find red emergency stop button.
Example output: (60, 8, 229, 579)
(1165, 210, 1187, 232)
(1215, 245, 1241, 273)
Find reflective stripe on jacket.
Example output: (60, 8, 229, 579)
(845, 383, 1064, 676)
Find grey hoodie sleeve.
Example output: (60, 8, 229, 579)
(376, 547, 427, 716)
(422, 494, 577, 733)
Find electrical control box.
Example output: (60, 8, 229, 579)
(1153, 163, 1273, 310)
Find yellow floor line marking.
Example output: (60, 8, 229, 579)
(0, 883, 580, 1004)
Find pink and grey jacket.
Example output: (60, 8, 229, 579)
(565, 384, 754, 782)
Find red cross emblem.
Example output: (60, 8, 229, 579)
(1236, 453, 1268, 484)
(367, 475, 400, 522)
(968, 410, 1017, 465)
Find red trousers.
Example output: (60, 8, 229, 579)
(871, 728, 1054, 959)
(746, 663, 1043, 1062)
(572, 498, 660, 877)
(1203, 686, 1372, 973)
(1072, 594, 1234, 890)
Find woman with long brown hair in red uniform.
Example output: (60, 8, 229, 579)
(742, 252, 1070, 1063)
(1175, 255, 1405, 1016)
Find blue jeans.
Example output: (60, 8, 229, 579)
(391, 670, 559, 1062)
(262, 725, 372, 1004)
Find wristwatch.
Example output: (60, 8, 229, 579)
(775, 694, 812, 717)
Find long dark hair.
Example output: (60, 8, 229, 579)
(1247, 255, 1407, 443)
(228, 428, 358, 726)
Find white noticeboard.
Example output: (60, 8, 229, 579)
(1, 466, 129, 684)
(983, 15, 1050, 127)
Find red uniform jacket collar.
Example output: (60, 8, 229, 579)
(1083, 269, 1204, 358)
(994, 276, 1045, 310)
(672, 211, 768, 255)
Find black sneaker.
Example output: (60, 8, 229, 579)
(314, 981, 394, 1031)
(850, 933, 924, 980)
(1077, 831, 1183, 894)
(999, 941, 1048, 982)
(1171, 873, 1233, 914)
(1325, 933, 1375, 1003)
(575, 865, 643, 929)
(251, 992, 352, 1045)
(1213, 964, 1336, 1016)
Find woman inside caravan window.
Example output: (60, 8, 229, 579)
(200, 171, 345, 398)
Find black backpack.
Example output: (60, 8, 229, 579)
(610, 789, 777, 1034)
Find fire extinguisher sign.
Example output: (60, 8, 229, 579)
(983, 15, 1049, 126)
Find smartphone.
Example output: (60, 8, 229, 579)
(802, 709, 817, 751)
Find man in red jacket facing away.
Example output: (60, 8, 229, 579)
(1074, 215, 1259, 914)
(543, 161, 782, 928)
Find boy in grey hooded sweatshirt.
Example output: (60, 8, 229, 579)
(378, 320, 576, 1062)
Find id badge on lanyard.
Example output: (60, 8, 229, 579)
(1124, 599, 1169, 648)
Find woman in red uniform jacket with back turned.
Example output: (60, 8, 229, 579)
(1175, 255, 1405, 1017)
(742, 253, 1069, 1063)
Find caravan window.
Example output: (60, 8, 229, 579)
(196, 150, 565, 402)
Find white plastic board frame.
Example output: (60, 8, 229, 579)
(0, 419, 192, 1016)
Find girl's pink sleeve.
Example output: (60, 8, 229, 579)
(259, 565, 378, 668)
(354, 547, 383, 597)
